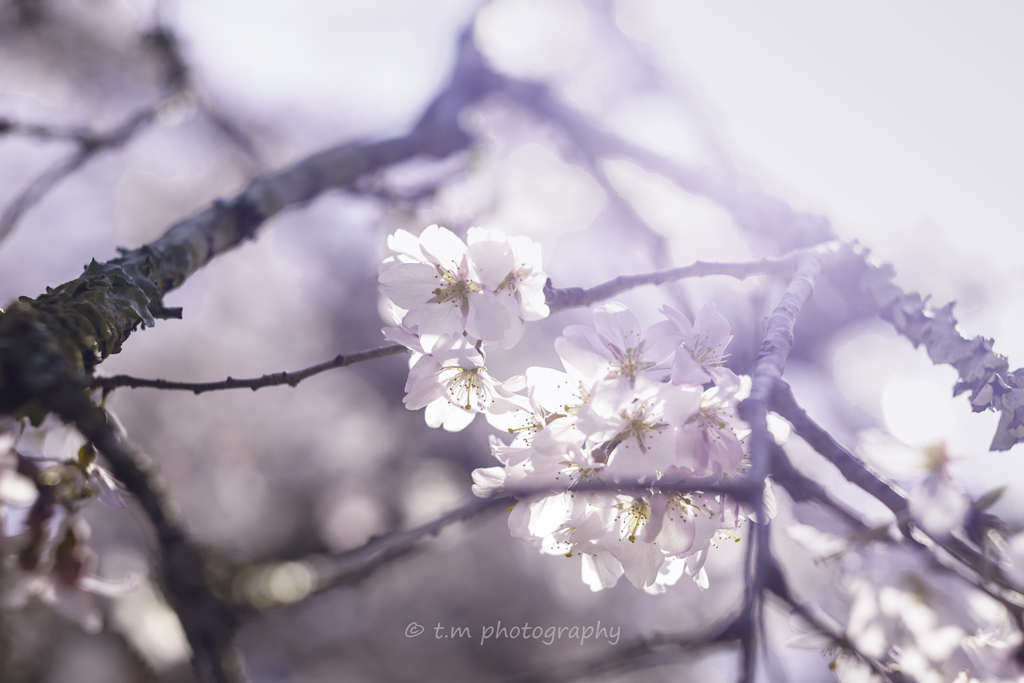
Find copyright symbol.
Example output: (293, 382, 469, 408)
(405, 622, 425, 637)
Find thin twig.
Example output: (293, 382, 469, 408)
(0, 118, 96, 142)
(198, 102, 264, 170)
(0, 104, 163, 244)
(770, 446, 870, 532)
(771, 381, 1024, 616)
(561, 122, 696, 318)
(768, 580, 906, 683)
(502, 620, 742, 683)
(91, 344, 408, 394)
(0, 23, 192, 246)
(770, 381, 909, 514)
(543, 247, 833, 312)
(235, 496, 509, 611)
(245, 475, 762, 612)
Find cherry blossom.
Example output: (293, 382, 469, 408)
(577, 378, 701, 481)
(555, 301, 681, 390)
(662, 303, 733, 387)
(673, 370, 751, 475)
(403, 341, 513, 432)
(467, 228, 549, 348)
(378, 224, 547, 352)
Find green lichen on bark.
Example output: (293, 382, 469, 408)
(0, 260, 160, 423)
(0, 192, 270, 425)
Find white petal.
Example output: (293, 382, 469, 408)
(471, 467, 507, 498)
(524, 493, 575, 538)
(418, 225, 468, 271)
(592, 302, 641, 351)
(387, 229, 426, 260)
(466, 294, 512, 342)
(423, 398, 454, 428)
(661, 305, 693, 337)
(0, 470, 38, 507)
(639, 320, 683, 366)
(695, 303, 734, 352)
(657, 511, 697, 555)
(404, 301, 467, 353)
(581, 551, 623, 591)
(378, 263, 441, 309)
(467, 236, 515, 290)
(441, 406, 476, 432)
(612, 538, 664, 589)
(672, 350, 711, 386)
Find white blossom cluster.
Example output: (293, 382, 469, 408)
(0, 416, 137, 632)
(378, 225, 753, 592)
(790, 525, 1021, 683)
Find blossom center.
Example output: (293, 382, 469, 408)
(553, 461, 603, 488)
(606, 344, 653, 385)
(429, 264, 482, 310)
(496, 266, 531, 293)
(685, 333, 728, 368)
(445, 366, 492, 410)
(615, 403, 668, 453)
(664, 492, 700, 522)
(614, 497, 651, 543)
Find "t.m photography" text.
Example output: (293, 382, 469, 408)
(405, 621, 621, 646)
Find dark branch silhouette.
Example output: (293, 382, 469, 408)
(92, 344, 408, 394)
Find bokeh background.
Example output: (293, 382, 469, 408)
(1, 1, 1023, 681)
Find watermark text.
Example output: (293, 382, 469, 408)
(404, 621, 620, 646)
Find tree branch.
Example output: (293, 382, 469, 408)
(843, 245, 1024, 451)
(543, 246, 837, 312)
(770, 381, 1024, 611)
(770, 381, 909, 513)
(0, 25, 493, 683)
(92, 344, 408, 395)
(68, 404, 243, 683)
(502, 620, 742, 683)
(0, 117, 96, 142)
(234, 495, 510, 611)
(728, 246, 833, 683)
(0, 103, 167, 245)
(768, 579, 907, 683)
(498, 77, 836, 253)
(243, 475, 763, 612)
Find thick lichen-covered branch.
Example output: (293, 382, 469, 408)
(73, 406, 245, 683)
(0, 27, 493, 683)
